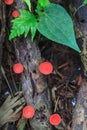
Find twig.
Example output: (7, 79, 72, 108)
(1, 66, 13, 96)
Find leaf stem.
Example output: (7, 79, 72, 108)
(74, 4, 84, 15)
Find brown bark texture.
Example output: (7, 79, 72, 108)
(69, 1, 87, 130)
(72, 80, 87, 130)
(8, 0, 52, 130)
(14, 39, 52, 130)
(0, 1, 5, 70)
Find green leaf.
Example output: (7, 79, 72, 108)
(23, 0, 31, 12)
(36, 0, 50, 15)
(9, 9, 37, 40)
(19, 122, 25, 130)
(18, 118, 27, 130)
(37, 4, 81, 52)
(31, 26, 37, 41)
(37, 0, 50, 8)
(83, 0, 87, 5)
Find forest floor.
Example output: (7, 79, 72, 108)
(0, 37, 83, 129)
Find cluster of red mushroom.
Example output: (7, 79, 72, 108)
(4, 0, 19, 18)
(13, 61, 61, 126)
(4, 0, 61, 127)
(23, 105, 62, 126)
(13, 61, 53, 75)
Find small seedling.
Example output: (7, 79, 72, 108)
(75, 0, 87, 14)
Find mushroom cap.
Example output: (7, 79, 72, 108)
(4, 0, 14, 5)
(23, 106, 35, 119)
(12, 10, 19, 18)
(39, 61, 53, 75)
(13, 63, 24, 74)
(50, 114, 61, 126)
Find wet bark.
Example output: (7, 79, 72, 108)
(8, 0, 52, 130)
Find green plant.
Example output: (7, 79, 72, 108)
(9, 0, 80, 52)
(75, 0, 87, 14)
(83, 0, 87, 5)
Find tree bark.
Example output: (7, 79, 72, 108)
(14, 38, 52, 130)
(68, 1, 87, 130)
(72, 80, 87, 130)
(0, 1, 5, 70)
(8, 0, 52, 130)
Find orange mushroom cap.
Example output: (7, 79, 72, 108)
(4, 0, 14, 5)
(39, 61, 53, 75)
(12, 10, 19, 18)
(23, 106, 35, 119)
(50, 114, 61, 126)
(13, 63, 24, 74)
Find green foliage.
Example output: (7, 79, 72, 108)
(83, 0, 87, 5)
(37, 4, 80, 52)
(74, 0, 87, 18)
(9, 10, 37, 41)
(19, 122, 25, 130)
(9, 0, 80, 52)
(36, 0, 50, 16)
(23, 0, 31, 12)
(37, 0, 50, 8)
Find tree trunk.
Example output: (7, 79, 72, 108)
(72, 80, 87, 130)
(14, 38, 52, 130)
(8, 0, 52, 130)
(68, 1, 87, 130)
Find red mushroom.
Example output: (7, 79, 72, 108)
(13, 63, 24, 74)
(50, 114, 61, 126)
(4, 0, 14, 5)
(39, 61, 53, 75)
(12, 10, 19, 18)
(23, 106, 35, 119)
